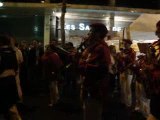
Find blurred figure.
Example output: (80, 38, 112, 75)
(10, 36, 23, 101)
(78, 23, 111, 120)
(62, 42, 80, 98)
(27, 40, 44, 94)
(41, 44, 63, 107)
(118, 39, 136, 108)
(108, 45, 120, 95)
(0, 34, 21, 120)
(147, 20, 160, 120)
(19, 40, 29, 95)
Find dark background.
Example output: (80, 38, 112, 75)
(1, 0, 160, 9)
(0, 16, 44, 41)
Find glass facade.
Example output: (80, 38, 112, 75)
(0, 15, 44, 42)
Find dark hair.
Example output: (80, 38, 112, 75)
(109, 45, 116, 50)
(123, 39, 132, 44)
(0, 34, 10, 46)
(67, 42, 73, 47)
(90, 23, 108, 39)
(156, 20, 160, 27)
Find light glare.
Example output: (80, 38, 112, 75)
(0, 2, 4, 7)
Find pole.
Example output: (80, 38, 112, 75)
(61, 0, 66, 46)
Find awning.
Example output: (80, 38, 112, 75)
(129, 13, 160, 40)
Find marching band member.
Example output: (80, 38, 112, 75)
(78, 23, 111, 120)
(147, 20, 160, 120)
(118, 39, 136, 107)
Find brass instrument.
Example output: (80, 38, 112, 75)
(137, 41, 160, 98)
(77, 35, 99, 54)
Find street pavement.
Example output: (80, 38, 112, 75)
(19, 94, 83, 120)
(16, 91, 146, 120)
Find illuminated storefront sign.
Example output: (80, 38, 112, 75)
(65, 23, 122, 31)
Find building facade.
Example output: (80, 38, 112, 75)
(0, 2, 159, 46)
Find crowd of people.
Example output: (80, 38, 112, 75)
(0, 21, 160, 120)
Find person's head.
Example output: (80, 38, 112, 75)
(45, 44, 56, 53)
(155, 20, 160, 38)
(109, 45, 116, 54)
(88, 23, 108, 42)
(0, 34, 11, 47)
(65, 42, 74, 50)
(20, 40, 28, 49)
(50, 40, 57, 46)
(32, 40, 38, 48)
(123, 39, 132, 49)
